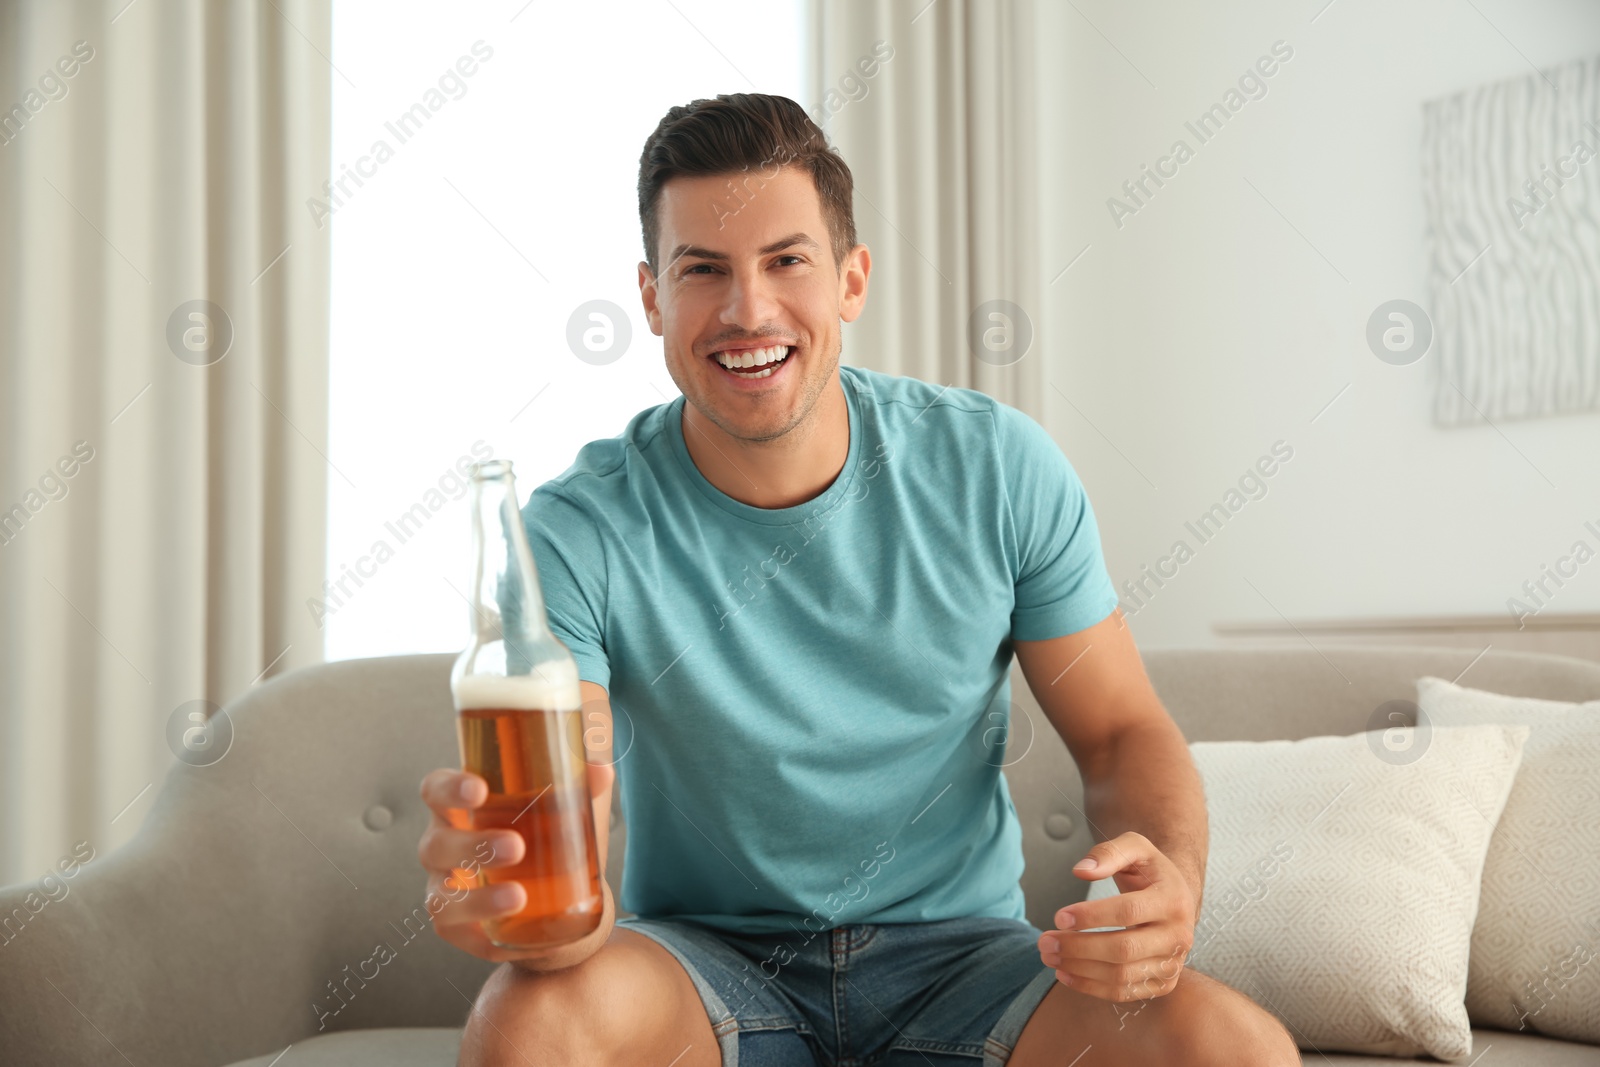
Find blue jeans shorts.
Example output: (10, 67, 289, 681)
(615, 913, 1059, 1066)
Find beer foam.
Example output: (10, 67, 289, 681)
(452, 664, 581, 712)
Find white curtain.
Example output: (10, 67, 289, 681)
(0, 0, 330, 886)
(812, 0, 1046, 416)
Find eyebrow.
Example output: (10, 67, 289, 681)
(666, 232, 822, 265)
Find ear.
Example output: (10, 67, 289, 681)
(638, 261, 663, 336)
(838, 243, 871, 324)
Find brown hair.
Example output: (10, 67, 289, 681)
(637, 93, 857, 274)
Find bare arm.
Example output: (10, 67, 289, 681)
(1013, 608, 1207, 911)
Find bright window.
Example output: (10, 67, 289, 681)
(326, 0, 809, 661)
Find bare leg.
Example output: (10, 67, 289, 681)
(1008, 965, 1300, 1067)
(458, 927, 722, 1067)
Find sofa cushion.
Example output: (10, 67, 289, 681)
(218, 1024, 1600, 1066)
(1315, 1028, 1600, 1065)
(222, 1027, 462, 1066)
(1417, 676, 1600, 1044)
(1087, 724, 1528, 1060)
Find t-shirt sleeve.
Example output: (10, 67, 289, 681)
(519, 485, 611, 690)
(994, 403, 1120, 641)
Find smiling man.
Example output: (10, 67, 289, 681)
(420, 93, 1298, 1066)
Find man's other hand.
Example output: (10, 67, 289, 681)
(1036, 831, 1199, 1002)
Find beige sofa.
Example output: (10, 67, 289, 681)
(3, 646, 1597, 1066)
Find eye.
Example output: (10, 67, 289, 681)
(774, 255, 804, 267)
(683, 263, 718, 275)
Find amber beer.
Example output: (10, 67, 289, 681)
(453, 675, 602, 949)
(453, 459, 603, 950)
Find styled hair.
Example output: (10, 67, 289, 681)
(637, 93, 857, 274)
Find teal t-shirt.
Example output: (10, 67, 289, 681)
(520, 365, 1118, 935)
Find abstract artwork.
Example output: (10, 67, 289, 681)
(1422, 55, 1600, 425)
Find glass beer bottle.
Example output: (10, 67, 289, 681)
(452, 460, 603, 949)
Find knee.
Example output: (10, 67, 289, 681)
(1175, 1013, 1299, 1067)
(458, 957, 621, 1067)
(1160, 969, 1300, 1067)
(1224, 1015, 1300, 1067)
(1216, 992, 1299, 1067)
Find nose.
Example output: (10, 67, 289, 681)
(718, 265, 781, 334)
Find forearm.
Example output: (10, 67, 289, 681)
(1080, 717, 1208, 910)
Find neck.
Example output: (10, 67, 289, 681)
(681, 373, 849, 510)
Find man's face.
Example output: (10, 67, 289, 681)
(639, 166, 868, 444)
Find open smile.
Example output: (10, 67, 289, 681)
(708, 343, 794, 383)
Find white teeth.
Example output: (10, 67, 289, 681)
(715, 345, 790, 370)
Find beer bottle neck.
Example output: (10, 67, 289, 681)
(468, 461, 552, 644)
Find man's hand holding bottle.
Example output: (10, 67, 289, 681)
(418, 750, 615, 972)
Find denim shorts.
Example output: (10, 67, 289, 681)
(615, 913, 1058, 1066)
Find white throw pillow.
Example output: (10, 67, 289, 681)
(1085, 724, 1529, 1060)
(1416, 676, 1600, 1044)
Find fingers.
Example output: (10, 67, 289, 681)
(420, 768, 487, 816)
(1050, 960, 1182, 1002)
(1038, 931, 1187, 1002)
(1071, 830, 1154, 881)
(417, 819, 524, 872)
(417, 767, 524, 875)
(1055, 887, 1166, 933)
(429, 871, 526, 930)
(1040, 926, 1184, 968)
(417, 765, 615, 969)
(425, 873, 531, 964)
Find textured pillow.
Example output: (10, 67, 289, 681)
(1416, 676, 1600, 1043)
(1086, 724, 1528, 1060)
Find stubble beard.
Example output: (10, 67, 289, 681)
(676, 331, 841, 448)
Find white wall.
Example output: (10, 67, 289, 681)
(1034, 0, 1600, 648)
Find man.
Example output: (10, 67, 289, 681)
(418, 93, 1299, 1066)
